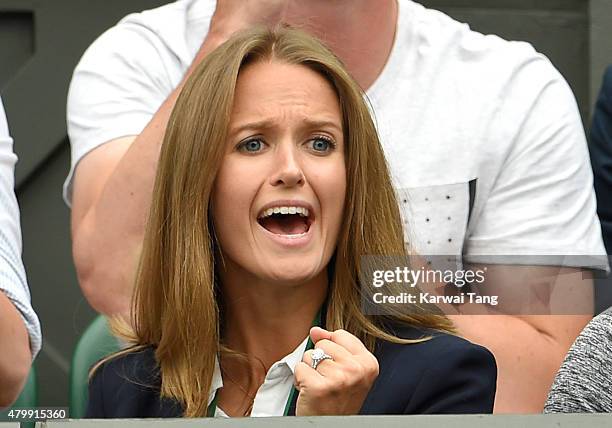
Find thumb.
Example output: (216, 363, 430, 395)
(310, 326, 332, 344)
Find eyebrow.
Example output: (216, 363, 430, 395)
(229, 118, 343, 137)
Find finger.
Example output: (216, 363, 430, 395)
(311, 339, 352, 363)
(321, 330, 378, 375)
(302, 348, 339, 375)
(309, 326, 332, 344)
(326, 329, 370, 356)
(294, 361, 327, 391)
(302, 349, 332, 369)
(302, 348, 314, 363)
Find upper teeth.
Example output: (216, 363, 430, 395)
(259, 206, 309, 219)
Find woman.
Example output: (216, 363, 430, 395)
(86, 27, 496, 418)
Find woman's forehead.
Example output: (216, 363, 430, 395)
(231, 61, 342, 123)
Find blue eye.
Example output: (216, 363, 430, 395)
(238, 138, 264, 153)
(310, 136, 335, 153)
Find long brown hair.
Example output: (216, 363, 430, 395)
(107, 26, 453, 417)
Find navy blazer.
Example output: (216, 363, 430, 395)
(86, 324, 497, 417)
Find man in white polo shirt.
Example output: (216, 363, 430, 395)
(64, 0, 606, 412)
(0, 97, 41, 407)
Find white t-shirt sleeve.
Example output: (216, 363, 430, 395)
(64, 23, 176, 205)
(0, 98, 42, 359)
(464, 57, 607, 268)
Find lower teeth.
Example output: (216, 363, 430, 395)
(279, 232, 307, 238)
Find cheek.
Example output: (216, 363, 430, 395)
(307, 159, 347, 225)
(212, 160, 259, 241)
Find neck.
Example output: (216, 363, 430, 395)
(219, 260, 328, 373)
(284, 0, 398, 90)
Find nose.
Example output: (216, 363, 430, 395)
(269, 142, 305, 188)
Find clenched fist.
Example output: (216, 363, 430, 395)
(295, 327, 379, 416)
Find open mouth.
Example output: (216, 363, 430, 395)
(257, 205, 313, 236)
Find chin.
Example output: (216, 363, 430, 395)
(262, 260, 325, 286)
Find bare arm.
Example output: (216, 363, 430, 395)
(71, 1, 290, 316)
(449, 266, 593, 413)
(71, 37, 219, 316)
(0, 291, 30, 408)
(452, 313, 590, 413)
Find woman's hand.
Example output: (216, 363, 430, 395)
(294, 327, 379, 416)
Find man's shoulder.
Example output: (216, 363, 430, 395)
(402, 0, 551, 79)
(116, 0, 192, 32)
(78, 0, 201, 65)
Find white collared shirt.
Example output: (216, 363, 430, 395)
(208, 337, 309, 417)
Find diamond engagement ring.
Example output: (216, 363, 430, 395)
(311, 348, 333, 370)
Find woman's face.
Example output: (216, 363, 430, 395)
(212, 60, 346, 286)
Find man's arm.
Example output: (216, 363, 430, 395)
(444, 264, 593, 413)
(451, 45, 605, 412)
(71, 35, 220, 315)
(70, 2, 291, 316)
(449, 265, 593, 412)
(69, 12, 231, 317)
(452, 312, 590, 413)
(0, 291, 30, 408)
(71, 92, 186, 316)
